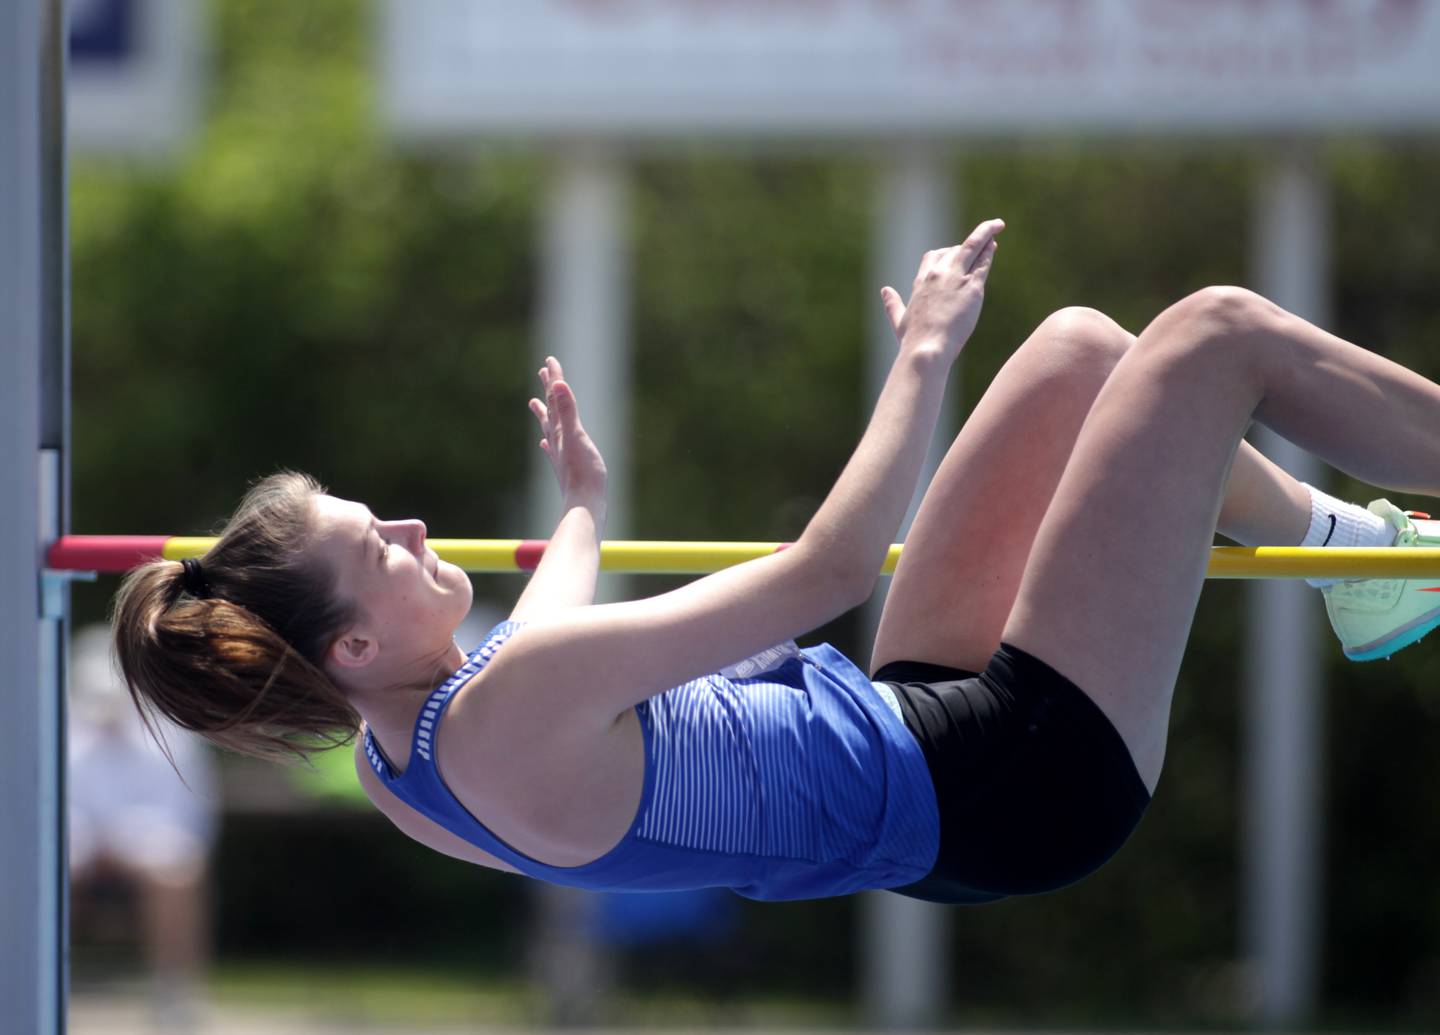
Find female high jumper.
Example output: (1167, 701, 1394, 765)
(113, 220, 1440, 903)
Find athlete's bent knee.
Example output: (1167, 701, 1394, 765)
(1035, 306, 1133, 376)
(1166, 285, 1282, 340)
(1136, 286, 1282, 377)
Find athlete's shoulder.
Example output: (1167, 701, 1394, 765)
(351, 736, 520, 873)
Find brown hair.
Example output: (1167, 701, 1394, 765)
(111, 471, 361, 765)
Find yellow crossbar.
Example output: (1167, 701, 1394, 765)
(148, 538, 1440, 579)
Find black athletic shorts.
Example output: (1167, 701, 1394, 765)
(874, 643, 1151, 905)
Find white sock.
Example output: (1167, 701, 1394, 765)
(1299, 483, 1395, 587)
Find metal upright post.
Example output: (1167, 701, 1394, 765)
(530, 145, 632, 562)
(527, 144, 632, 1024)
(1244, 146, 1328, 1027)
(1, 0, 70, 1032)
(860, 143, 955, 1030)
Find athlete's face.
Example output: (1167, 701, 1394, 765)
(310, 495, 472, 684)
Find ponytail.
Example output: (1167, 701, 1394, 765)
(111, 472, 361, 764)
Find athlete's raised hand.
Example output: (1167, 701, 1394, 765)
(529, 356, 608, 509)
(881, 218, 1004, 364)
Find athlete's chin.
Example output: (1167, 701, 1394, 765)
(436, 559, 464, 587)
(443, 566, 474, 610)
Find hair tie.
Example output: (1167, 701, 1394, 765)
(181, 557, 211, 599)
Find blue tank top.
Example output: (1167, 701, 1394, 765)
(363, 620, 940, 901)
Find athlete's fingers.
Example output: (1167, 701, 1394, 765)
(880, 286, 907, 344)
(954, 218, 1005, 270)
(529, 397, 550, 432)
(548, 378, 567, 412)
(549, 379, 584, 432)
(968, 239, 998, 281)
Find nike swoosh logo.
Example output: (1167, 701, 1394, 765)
(1422, 587, 1440, 593)
(1320, 514, 1337, 548)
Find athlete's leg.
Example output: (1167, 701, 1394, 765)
(873, 306, 1315, 675)
(871, 307, 1130, 674)
(1002, 287, 1440, 792)
(1216, 441, 1311, 548)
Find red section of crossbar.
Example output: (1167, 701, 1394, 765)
(514, 540, 548, 571)
(47, 535, 170, 573)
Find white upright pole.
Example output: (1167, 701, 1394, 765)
(528, 144, 632, 1024)
(1244, 146, 1328, 1027)
(1, 0, 68, 1033)
(860, 143, 955, 1030)
(531, 145, 632, 553)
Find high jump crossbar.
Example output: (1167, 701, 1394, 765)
(45, 535, 1440, 580)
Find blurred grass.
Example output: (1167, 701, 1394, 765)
(209, 960, 852, 1029)
(211, 963, 530, 1027)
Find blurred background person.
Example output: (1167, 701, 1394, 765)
(68, 623, 219, 1033)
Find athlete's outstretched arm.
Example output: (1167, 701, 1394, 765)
(509, 357, 609, 621)
(800, 222, 1001, 595)
(465, 221, 1005, 740)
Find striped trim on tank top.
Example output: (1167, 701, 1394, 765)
(364, 627, 517, 778)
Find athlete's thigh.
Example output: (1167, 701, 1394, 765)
(1000, 291, 1268, 792)
(871, 308, 1132, 675)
